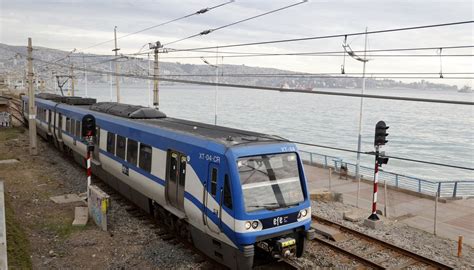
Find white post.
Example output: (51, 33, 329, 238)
(109, 61, 113, 101)
(434, 192, 438, 235)
(384, 178, 388, 217)
(148, 53, 151, 107)
(84, 55, 88, 97)
(356, 27, 368, 208)
(214, 47, 219, 125)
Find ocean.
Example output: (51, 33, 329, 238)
(69, 83, 473, 181)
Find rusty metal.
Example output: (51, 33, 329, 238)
(312, 215, 454, 270)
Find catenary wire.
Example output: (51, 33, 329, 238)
(24, 55, 474, 106)
(162, 0, 308, 46)
(78, 0, 234, 51)
(161, 20, 474, 52)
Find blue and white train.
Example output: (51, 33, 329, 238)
(22, 93, 315, 269)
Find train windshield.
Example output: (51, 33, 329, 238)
(237, 153, 304, 212)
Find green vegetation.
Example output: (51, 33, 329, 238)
(0, 127, 24, 142)
(41, 218, 88, 239)
(5, 199, 32, 269)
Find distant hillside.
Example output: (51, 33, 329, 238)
(0, 43, 459, 91)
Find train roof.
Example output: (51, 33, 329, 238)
(28, 95, 289, 148)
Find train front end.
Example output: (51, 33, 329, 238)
(228, 143, 315, 266)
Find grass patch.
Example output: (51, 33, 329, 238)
(0, 127, 25, 142)
(5, 198, 32, 269)
(42, 219, 87, 239)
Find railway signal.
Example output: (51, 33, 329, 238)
(82, 114, 96, 194)
(368, 121, 390, 221)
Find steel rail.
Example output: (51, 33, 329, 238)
(312, 215, 454, 270)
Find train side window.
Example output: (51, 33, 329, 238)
(116, 135, 126, 160)
(211, 168, 218, 197)
(139, 143, 152, 173)
(71, 119, 76, 135)
(169, 152, 178, 182)
(126, 139, 138, 166)
(179, 156, 186, 186)
(66, 117, 70, 132)
(75, 120, 81, 138)
(223, 175, 232, 209)
(106, 132, 115, 154)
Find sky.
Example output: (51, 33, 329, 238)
(0, 0, 473, 87)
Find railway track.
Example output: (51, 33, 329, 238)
(311, 215, 454, 270)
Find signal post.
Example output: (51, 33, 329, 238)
(365, 121, 389, 227)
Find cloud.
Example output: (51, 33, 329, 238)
(0, 0, 472, 86)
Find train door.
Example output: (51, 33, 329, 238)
(58, 114, 63, 140)
(176, 155, 186, 211)
(48, 110, 52, 133)
(205, 163, 221, 234)
(166, 150, 186, 210)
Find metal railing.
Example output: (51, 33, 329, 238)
(299, 150, 474, 198)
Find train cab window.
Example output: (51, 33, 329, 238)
(223, 175, 232, 209)
(116, 135, 126, 160)
(179, 156, 186, 186)
(75, 120, 81, 138)
(126, 139, 138, 166)
(106, 132, 116, 154)
(139, 143, 152, 173)
(169, 153, 178, 182)
(211, 168, 218, 197)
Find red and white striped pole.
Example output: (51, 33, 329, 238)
(86, 145, 92, 194)
(368, 146, 380, 221)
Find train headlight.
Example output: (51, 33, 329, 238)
(298, 209, 308, 219)
(245, 221, 252, 230)
(251, 221, 259, 229)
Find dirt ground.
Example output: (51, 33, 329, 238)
(0, 127, 209, 269)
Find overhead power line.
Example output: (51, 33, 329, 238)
(162, 0, 308, 46)
(292, 141, 474, 171)
(25, 55, 474, 106)
(79, 0, 234, 51)
(163, 20, 474, 52)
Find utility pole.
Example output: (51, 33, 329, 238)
(113, 26, 121, 103)
(149, 41, 162, 109)
(83, 55, 88, 97)
(355, 27, 369, 207)
(27, 37, 38, 155)
(70, 64, 75, 96)
(147, 53, 151, 107)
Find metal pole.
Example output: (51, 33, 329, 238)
(434, 192, 438, 235)
(147, 53, 151, 107)
(86, 147, 92, 194)
(113, 26, 120, 103)
(328, 167, 332, 192)
(384, 178, 388, 217)
(27, 37, 38, 155)
(368, 145, 379, 220)
(84, 55, 88, 97)
(70, 64, 75, 96)
(153, 46, 159, 108)
(214, 47, 219, 125)
(109, 61, 113, 101)
(356, 27, 368, 208)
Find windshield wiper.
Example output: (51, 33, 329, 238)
(247, 202, 280, 210)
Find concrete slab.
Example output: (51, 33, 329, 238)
(0, 159, 18, 165)
(72, 207, 88, 226)
(312, 223, 346, 242)
(50, 194, 83, 204)
(363, 218, 383, 229)
(343, 211, 365, 222)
